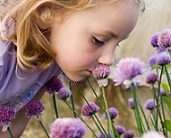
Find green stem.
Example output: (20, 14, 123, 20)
(155, 66, 164, 131)
(160, 97, 168, 137)
(138, 99, 151, 131)
(52, 95, 58, 118)
(92, 116, 105, 137)
(165, 66, 171, 90)
(38, 120, 50, 138)
(7, 127, 14, 138)
(76, 83, 106, 135)
(66, 102, 98, 137)
(86, 78, 105, 111)
(101, 86, 120, 138)
(69, 82, 77, 118)
(131, 83, 143, 135)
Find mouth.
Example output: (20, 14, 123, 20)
(86, 69, 92, 74)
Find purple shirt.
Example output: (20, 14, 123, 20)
(0, 40, 62, 112)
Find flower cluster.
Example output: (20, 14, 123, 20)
(92, 64, 110, 87)
(25, 100, 45, 120)
(50, 118, 86, 138)
(0, 106, 15, 132)
(113, 57, 145, 88)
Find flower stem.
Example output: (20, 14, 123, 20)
(76, 83, 106, 135)
(155, 66, 164, 131)
(66, 101, 98, 137)
(86, 78, 105, 111)
(7, 127, 14, 138)
(131, 83, 144, 135)
(52, 95, 58, 118)
(69, 82, 77, 118)
(165, 66, 171, 90)
(101, 86, 120, 138)
(38, 120, 50, 138)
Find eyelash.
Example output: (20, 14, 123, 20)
(92, 37, 106, 46)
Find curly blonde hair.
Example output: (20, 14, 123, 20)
(0, 0, 144, 72)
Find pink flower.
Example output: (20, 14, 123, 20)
(141, 131, 166, 138)
(113, 57, 145, 87)
(158, 29, 171, 49)
(92, 64, 110, 79)
(81, 102, 100, 117)
(92, 64, 110, 87)
(50, 118, 86, 138)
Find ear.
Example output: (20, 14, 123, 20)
(34, 3, 53, 29)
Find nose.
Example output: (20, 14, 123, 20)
(97, 46, 115, 66)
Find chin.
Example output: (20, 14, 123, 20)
(66, 75, 87, 82)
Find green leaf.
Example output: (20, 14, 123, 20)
(151, 64, 160, 70)
(163, 97, 171, 112)
(164, 120, 171, 132)
(161, 83, 170, 95)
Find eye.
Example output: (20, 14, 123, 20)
(92, 37, 106, 46)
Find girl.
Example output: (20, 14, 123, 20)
(0, 0, 144, 137)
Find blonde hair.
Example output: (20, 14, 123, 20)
(0, 0, 144, 72)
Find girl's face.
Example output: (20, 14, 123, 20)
(50, 0, 140, 82)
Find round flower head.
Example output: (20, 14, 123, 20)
(102, 107, 119, 120)
(158, 29, 171, 49)
(25, 100, 45, 120)
(92, 64, 110, 79)
(156, 51, 171, 66)
(160, 88, 167, 96)
(113, 57, 145, 86)
(57, 87, 72, 102)
(124, 130, 135, 138)
(45, 76, 64, 95)
(128, 98, 135, 110)
(115, 125, 126, 135)
(148, 54, 157, 67)
(145, 73, 158, 84)
(98, 132, 113, 138)
(144, 99, 155, 114)
(141, 130, 166, 138)
(150, 32, 160, 48)
(0, 106, 15, 131)
(50, 118, 86, 138)
(92, 64, 110, 87)
(81, 102, 100, 117)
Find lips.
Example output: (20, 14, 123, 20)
(86, 69, 92, 74)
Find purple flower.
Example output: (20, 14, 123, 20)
(92, 64, 110, 79)
(102, 107, 119, 120)
(148, 54, 157, 67)
(50, 118, 86, 138)
(145, 73, 158, 84)
(0, 106, 15, 128)
(156, 51, 171, 66)
(158, 29, 171, 48)
(141, 130, 166, 138)
(160, 88, 167, 96)
(150, 32, 160, 48)
(113, 57, 145, 86)
(124, 130, 135, 138)
(128, 98, 135, 110)
(57, 87, 72, 102)
(98, 132, 113, 138)
(144, 99, 155, 114)
(25, 100, 45, 119)
(81, 102, 100, 116)
(45, 76, 64, 94)
(115, 125, 126, 135)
